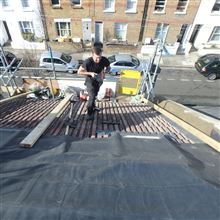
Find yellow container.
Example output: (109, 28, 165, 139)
(118, 70, 142, 95)
(58, 37, 64, 42)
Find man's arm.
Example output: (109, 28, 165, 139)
(100, 65, 110, 79)
(77, 66, 97, 78)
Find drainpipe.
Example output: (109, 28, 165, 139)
(39, 0, 49, 49)
(138, 0, 149, 43)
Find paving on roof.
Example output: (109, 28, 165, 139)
(0, 98, 60, 129)
(0, 97, 192, 144)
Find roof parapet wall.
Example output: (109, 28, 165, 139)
(143, 98, 220, 152)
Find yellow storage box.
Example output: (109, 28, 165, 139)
(118, 70, 142, 95)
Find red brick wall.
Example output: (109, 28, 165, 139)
(41, 0, 201, 44)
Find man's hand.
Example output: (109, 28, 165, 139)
(90, 72, 97, 78)
(77, 66, 98, 78)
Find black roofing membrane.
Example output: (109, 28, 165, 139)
(0, 129, 220, 220)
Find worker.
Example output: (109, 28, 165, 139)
(77, 46, 110, 120)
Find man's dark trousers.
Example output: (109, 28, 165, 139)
(86, 79, 100, 116)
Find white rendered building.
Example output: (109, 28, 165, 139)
(186, 0, 220, 50)
(0, 0, 45, 49)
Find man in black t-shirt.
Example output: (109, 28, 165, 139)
(77, 47, 110, 120)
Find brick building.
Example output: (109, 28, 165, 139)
(41, 0, 145, 44)
(143, 0, 201, 53)
(41, 0, 201, 49)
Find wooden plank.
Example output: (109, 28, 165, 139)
(142, 99, 220, 153)
(0, 92, 31, 104)
(20, 94, 72, 148)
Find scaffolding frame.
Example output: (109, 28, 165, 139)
(0, 45, 23, 97)
(0, 44, 57, 99)
(139, 24, 169, 101)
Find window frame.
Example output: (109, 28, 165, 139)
(114, 22, 128, 41)
(103, 0, 115, 13)
(154, 23, 169, 41)
(55, 21, 71, 37)
(208, 26, 220, 42)
(2, 0, 13, 10)
(154, 0, 166, 13)
(125, 0, 137, 13)
(51, 0, 60, 7)
(19, 21, 34, 34)
(175, 0, 189, 14)
(70, 0, 81, 6)
(2, 0, 9, 7)
(211, 0, 220, 13)
(21, 0, 29, 8)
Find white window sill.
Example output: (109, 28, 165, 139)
(71, 4, 82, 9)
(125, 10, 137, 14)
(153, 11, 166, 15)
(52, 5, 61, 9)
(103, 9, 115, 13)
(22, 8, 34, 12)
(174, 11, 186, 15)
(2, 7, 13, 11)
(211, 11, 220, 15)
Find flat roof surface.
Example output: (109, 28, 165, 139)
(0, 130, 219, 220)
(1, 97, 219, 219)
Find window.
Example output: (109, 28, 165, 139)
(124, 61, 135, 67)
(70, 0, 81, 5)
(176, 0, 188, 12)
(21, 0, 29, 7)
(212, 0, 220, 12)
(51, 0, 60, 6)
(104, 0, 115, 12)
(177, 24, 188, 42)
(19, 21, 34, 33)
(114, 23, 127, 41)
(209, 61, 220, 69)
(108, 55, 116, 63)
(61, 53, 71, 63)
(54, 59, 64, 64)
(2, 0, 9, 7)
(209, 26, 220, 42)
(114, 61, 126, 66)
(154, 23, 169, 41)
(55, 22, 71, 37)
(43, 58, 51, 63)
(126, 0, 137, 12)
(131, 56, 140, 66)
(154, 0, 166, 12)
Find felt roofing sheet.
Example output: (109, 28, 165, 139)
(0, 130, 219, 220)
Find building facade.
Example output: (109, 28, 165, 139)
(0, 0, 45, 49)
(142, 0, 201, 54)
(42, 0, 146, 44)
(1, 0, 206, 53)
(185, 0, 220, 50)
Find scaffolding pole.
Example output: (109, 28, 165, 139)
(0, 45, 23, 97)
(139, 24, 169, 101)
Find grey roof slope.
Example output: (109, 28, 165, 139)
(0, 130, 219, 220)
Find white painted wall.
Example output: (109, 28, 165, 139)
(0, 21, 8, 46)
(187, 0, 220, 49)
(57, 77, 118, 98)
(0, 0, 45, 49)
